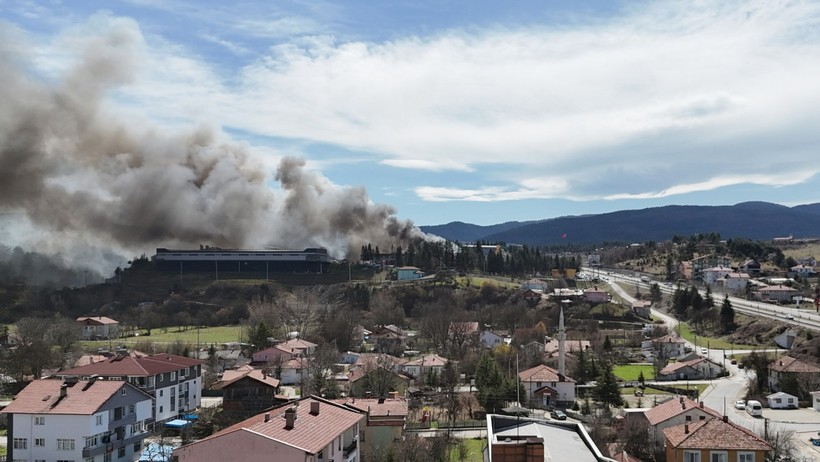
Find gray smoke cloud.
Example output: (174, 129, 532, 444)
(0, 22, 425, 270)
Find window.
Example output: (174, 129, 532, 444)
(57, 438, 75, 451)
(171, 372, 176, 381)
(118, 446, 126, 458)
(159, 374, 164, 383)
(683, 450, 701, 462)
(159, 405, 163, 413)
(96, 414, 103, 425)
(148, 376, 155, 388)
(86, 458, 95, 462)
(710, 451, 728, 462)
(104, 452, 113, 462)
(85, 435, 98, 448)
(121, 388, 126, 396)
(13, 438, 27, 449)
(34, 438, 45, 447)
(133, 441, 141, 453)
(129, 404, 135, 414)
(738, 452, 756, 462)
(34, 416, 45, 425)
(685, 415, 692, 422)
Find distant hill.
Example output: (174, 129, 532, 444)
(420, 202, 820, 246)
(420, 220, 542, 243)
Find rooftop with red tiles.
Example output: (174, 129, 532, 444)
(663, 417, 772, 451)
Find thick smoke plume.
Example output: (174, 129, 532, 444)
(0, 23, 424, 269)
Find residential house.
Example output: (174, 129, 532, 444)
(480, 329, 510, 349)
(215, 365, 283, 418)
(649, 335, 687, 359)
(521, 279, 548, 292)
(484, 414, 615, 462)
(251, 345, 296, 366)
(368, 325, 407, 356)
(689, 254, 733, 281)
(76, 316, 120, 340)
(643, 397, 721, 447)
(55, 352, 203, 424)
(790, 264, 815, 278)
(1, 378, 153, 462)
(720, 272, 751, 295)
(518, 364, 576, 408)
(277, 338, 318, 357)
(334, 397, 407, 457)
(544, 338, 591, 358)
(663, 417, 771, 462)
(657, 358, 723, 381)
(173, 396, 365, 462)
(584, 288, 611, 304)
(754, 284, 797, 303)
(797, 256, 817, 267)
(346, 365, 411, 398)
(766, 391, 799, 409)
(606, 443, 643, 462)
(701, 267, 734, 286)
(400, 354, 448, 378)
(631, 300, 652, 319)
(396, 266, 424, 281)
(521, 289, 544, 305)
(279, 358, 307, 385)
(768, 355, 820, 392)
(740, 259, 761, 277)
(678, 261, 693, 280)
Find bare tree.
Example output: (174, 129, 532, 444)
(763, 423, 796, 462)
(417, 301, 453, 350)
(652, 340, 677, 377)
(357, 355, 398, 398)
(301, 343, 341, 398)
(368, 290, 404, 327)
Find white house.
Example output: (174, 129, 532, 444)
(767, 391, 799, 409)
(790, 264, 815, 278)
(279, 358, 307, 385)
(479, 330, 509, 349)
(55, 353, 203, 424)
(649, 335, 687, 359)
(518, 364, 575, 408)
(720, 272, 751, 295)
(400, 354, 447, 378)
(755, 284, 797, 303)
(76, 316, 120, 340)
(643, 397, 722, 446)
(173, 396, 364, 462)
(1, 378, 153, 462)
(701, 266, 734, 286)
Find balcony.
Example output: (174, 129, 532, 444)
(343, 440, 358, 459)
(110, 412, 137, 427)
(82, 432, 147, 458)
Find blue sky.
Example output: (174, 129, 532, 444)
(3, 0, 820, 227)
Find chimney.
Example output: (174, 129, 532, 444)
(284, 408, 296, 429)
(310, 401, 320, 415)
(684, 424, 689, 434)
(59, 384, 68, 399)
(699, 401, 704, 408)
(264, 412, 271, 423)
(723, 415, 728, 423)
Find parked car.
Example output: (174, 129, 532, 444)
(735, 400, 746, 410)
(701, 347, 708, 355)
(731, 359, 737, 365)
(746, 400, 763, 417)
(550, 410, 567, 420)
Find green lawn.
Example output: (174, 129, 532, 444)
(677, 323, 756, 351)
(448, 438, 485, 462)
(613, 364, 655, 381)
(82, 325, 243, 349)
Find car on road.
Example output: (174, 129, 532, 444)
(700, 347, 708, 355)
(731, 359, 737, 365)
(735, 400, 746, 410)
(550, 410, 567, 420)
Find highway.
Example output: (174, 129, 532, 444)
(581, 267, 820, 332)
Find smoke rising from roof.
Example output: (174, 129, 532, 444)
(0, 22, 424, 269)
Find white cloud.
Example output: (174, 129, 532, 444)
(20, 1, 820, 204)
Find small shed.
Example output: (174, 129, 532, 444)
(766, 391, 799, 409)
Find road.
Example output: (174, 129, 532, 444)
(586, 268, 820, 332)
(590, 271, 820, 460)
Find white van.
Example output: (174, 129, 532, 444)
(746, 400, 763, 417)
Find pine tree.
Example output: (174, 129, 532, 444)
(720, 295, 735, 333)
(593, 362, 624, 408)
(637, 370, 645, 386)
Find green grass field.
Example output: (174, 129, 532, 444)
(613, 364, 655, 381)
(82, 325, 243, 349)
(677, 323, 756, 351)
(448, 438, 485, 462)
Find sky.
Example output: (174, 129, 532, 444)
(2, 0, 820, 227)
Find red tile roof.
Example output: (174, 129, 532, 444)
(332, 398, 408, 417)
(216, 368, 280, 389)
(518, 364, 575, 383)
(659, 358, 708, 375)
(403, 354, 448, 367)
(652, 334, 686, 344)
(76, 316, 118, 325)
(768, 355, 820, 373)
(1, 379, 142, 415)
(663, 418, 772, 451)
(644, 397, 721, 426)
(58, 353, 202, 377)
(189, 396, 364, 454)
